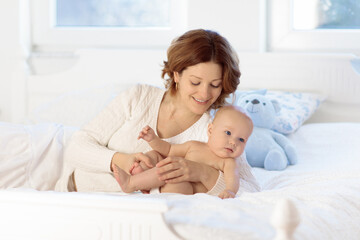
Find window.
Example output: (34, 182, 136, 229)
(56, 0, 170, 28)
(31, 0, 187, 50)
(293, 0, 360, 30)
(268, 0, 360, 53)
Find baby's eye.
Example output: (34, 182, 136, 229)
(225, 131, 231, 136)
(239, 138, 245, 143)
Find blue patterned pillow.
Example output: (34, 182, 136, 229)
(233, 90, 325, 134)
(262, 91, 324, 134)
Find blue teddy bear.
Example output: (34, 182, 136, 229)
(237, 89, 298, 170)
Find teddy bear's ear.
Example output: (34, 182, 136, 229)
(234, 88, 267, 103)
(256, 88, 267, 95)
(245, 88, 267, 96)
(271, 99, 281, 113)
(226, 93, 237, 104)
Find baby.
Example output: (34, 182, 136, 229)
(113, 105, 253, 198)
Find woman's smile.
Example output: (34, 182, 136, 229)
(193, 97, 209, 104)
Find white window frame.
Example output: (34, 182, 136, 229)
(268, 0, 360, 54)
(31, 0, 188, 50)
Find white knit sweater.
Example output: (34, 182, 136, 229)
(55, 84, 259, 193)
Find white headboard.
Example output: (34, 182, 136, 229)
(237, 53, 360, 122)
(25, 49, 360, 124)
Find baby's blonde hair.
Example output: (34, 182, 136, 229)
(213, 105, 249, 121)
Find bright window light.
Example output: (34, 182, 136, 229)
(293, 0, 360, 30)
(56, 0, 170, 28)
(269, 0, 360, 53)
(31, 0, 187, 49)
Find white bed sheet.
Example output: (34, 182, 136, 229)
(1, 122, 360, 240)
(140, 123, 360, 239)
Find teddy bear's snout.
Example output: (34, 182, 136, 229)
(245, 100, 262, 113)
(251, 99, 260, 104)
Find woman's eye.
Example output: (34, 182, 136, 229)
(225, 131, 231, 136)
(239, 138, 245, 143)
(210, 84, 221, 88)
(191, 82, 200, 86)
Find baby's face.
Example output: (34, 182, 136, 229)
(207, 108, 253, 158)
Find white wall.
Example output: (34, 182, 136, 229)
(0, 1, 15, 121)
(1, 1, 359, 123)
(0, 0, 29, 122)
(0, 0, 263, 122)
(30, 0, 263, 75)
(187, 0, 261, 52)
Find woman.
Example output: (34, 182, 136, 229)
(55, 29, 259, 194)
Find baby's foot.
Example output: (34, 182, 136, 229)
(113, 164, 136, 193)
(130, 162, 145, 175)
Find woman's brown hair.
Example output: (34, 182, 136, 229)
(162, 29, 240, 109)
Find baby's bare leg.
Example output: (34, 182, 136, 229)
(113, 165, 133, 193)
(160, 182, 194, 195)
(114, 165, 165, 193)
(192, 182, 208, 194)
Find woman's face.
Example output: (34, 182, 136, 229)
(174, 61, 223, 115)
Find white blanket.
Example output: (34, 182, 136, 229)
(0, 122, 76, 190)
(145, 123, 360, 239)
(1, 122, 360, 239)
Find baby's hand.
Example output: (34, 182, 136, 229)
(218, 189, 236, 199)
(138, 125, 156, 142)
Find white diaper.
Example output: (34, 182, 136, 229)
(149, 188, 161, 194)
(206, 171, 226, 196)
(148, 171, 226, 196)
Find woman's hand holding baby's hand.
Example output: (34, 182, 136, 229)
(137, 125, 155, 142)
(218, 189, 236, 199)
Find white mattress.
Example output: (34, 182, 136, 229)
(1, 122, 360, 239)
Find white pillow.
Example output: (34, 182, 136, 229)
(266, 90, 325, 134)
(27, 84, 133, 127)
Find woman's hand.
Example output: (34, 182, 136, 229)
(156, 156, 219, 190)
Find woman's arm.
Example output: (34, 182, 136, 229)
(65, 85, 143, 173)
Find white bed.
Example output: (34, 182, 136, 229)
(1, 50, 360, 240)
